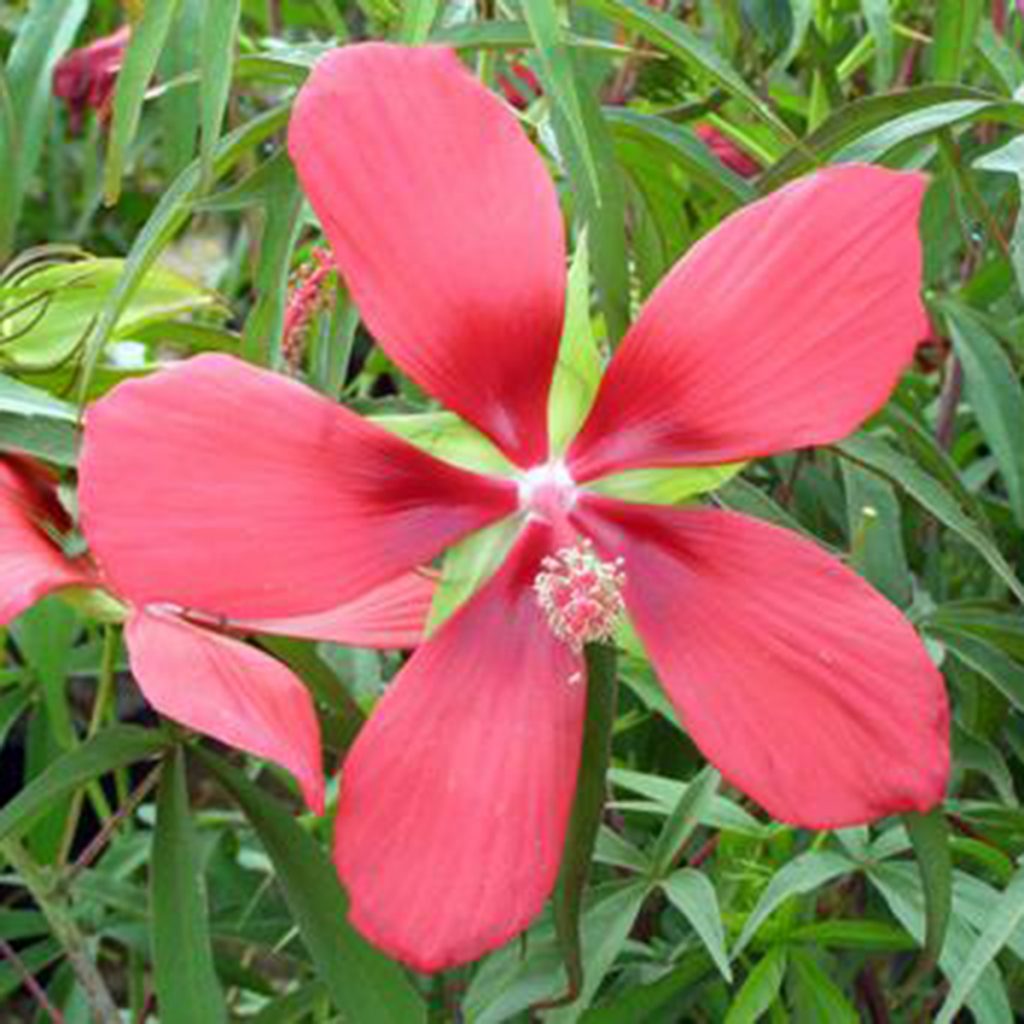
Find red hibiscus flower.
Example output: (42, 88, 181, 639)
(0, 454, 433, 814)
(52, 26, 130, 132)
(694, 122, 761, 177)
(79, 44, 949, 971)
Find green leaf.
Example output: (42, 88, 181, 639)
(544, 883, 650, 1024)
(661, 869, 731, 981)
(0, 367, 80, 462)
(579, 0, 791, 142)
(974, 136, 1024, 299)
(931, 0, 984, 82)
(0, 725, 167, 844)
(79, 103, 291, 400)
(523, 0, 630, 345)
(869, 862, 1014, 1024)
(937, 863, 1024, 1024)
(105, 0, 181, 204)
(241, 156, 304, 366)
(760, 85, 1002, 188)
(860, 0, 894, 88)
(944, 302, 1024, 529)
(549, 233, 603, 455)
(428, 516, 521, 632)
(904, 809, 953, 977)
(196, 748, 425, 1024)
(926, 625, 1024, 713)
(834, 434, 1024, 605)
(0, 0, 88, 261)
(649, 765, 719, 876)
(733, 851, 858, 958)
(788, 947, 859, 1022)
(724, 946, 787, 1024)
(199, 0, 242, 191)
(0, 257, 218, 371)
(372, 410, 514, 475)
(842, 460, 911, 606)
(606, 109, 757, 207)
(590, 463, 743, 505)
(400, 0, 440, 43)
(151, 749, 226, 1024)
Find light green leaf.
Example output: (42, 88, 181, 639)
(937, 864, 1024, 1024)
(0, 257, 218, 370)
(650, 765, 719, 876)
(549, 233, 603, 455)
(590, 463, 743, 505)
(944, 302, 1024, 529)
(0, 0, 88, 260)
(733, 851, 858, 958)
(372, 410, 514, 475)
(834, 434, 1024, 605)
(105, 0, 181, 204)
(428, 516, 522, 632)
(662, 869, 731, 981)
(724, 946, 787, 1024)
(199, 0, 242, 190)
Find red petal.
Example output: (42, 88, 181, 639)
(334, 522, 584, 970)
(568, 165, 928, 480)
(288, 44, 566, 467)
(79, 354, 516, 619)
(126, 608, 325, 814)
(575, 497, 949, 828)
(0, 458, 91, 624)
(238, 571, 434, 648)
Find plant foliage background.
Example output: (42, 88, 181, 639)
(2, 0, 1024, 1021)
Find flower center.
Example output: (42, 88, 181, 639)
(534, 539, 626, 654)
(518, 460, 577, 522)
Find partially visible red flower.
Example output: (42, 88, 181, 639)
(0, 454, 434, 813)
(496, 62, 541, 110)
(282, 248, 337, 370)
(52, 26, 130, 131)
(694, 122, 761, 177)
(80, 45, 949, 971)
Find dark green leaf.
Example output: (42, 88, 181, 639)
(151, 748, 226, 1023)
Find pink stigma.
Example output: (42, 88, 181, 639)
(534, 539, 626, 653)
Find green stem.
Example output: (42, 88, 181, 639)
(535, 642, 618, 1011)
(1, 838, 120, 1023)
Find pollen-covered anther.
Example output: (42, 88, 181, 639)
(533, 539, 626, 653)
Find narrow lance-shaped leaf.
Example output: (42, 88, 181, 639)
(199, 0, 242, 191)
(0, 725, 168, 844)
(105, 0, 181, 204)
(943, 302, 1024, 530)
(151, 748, 226, 1024)
(937, 862, 1024, 1024)
(904, 808, 953, 979)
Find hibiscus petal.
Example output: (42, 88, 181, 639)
(574, 496, 949, 828)
(79, 354, 516, 619)
(568, 165, 928, 480)
(334, 521, 584, 971)
(126, 608, 325, 813)
(288, 44, 566, 468)
(237, 571, 434, 648)
(0, 458, 91, 624)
